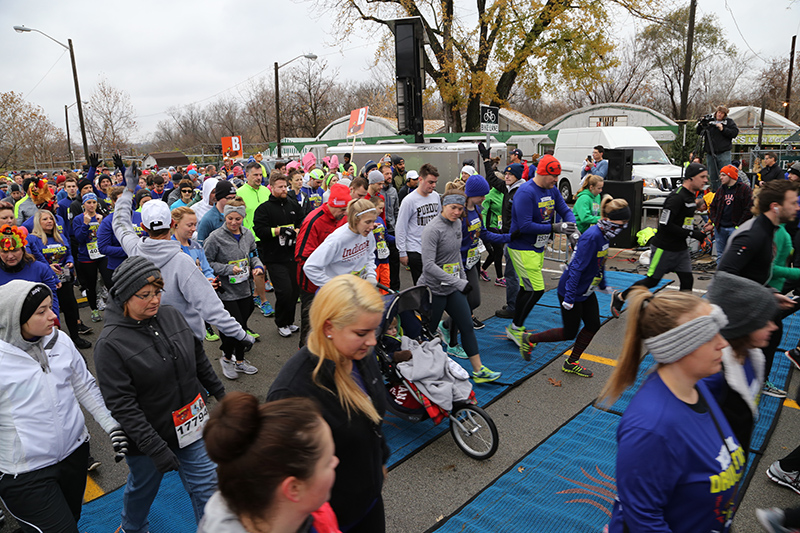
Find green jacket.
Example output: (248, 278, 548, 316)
(573, 189, 601, 233)
(769, 224, 800, 291)
(237, 183, 270, 241)
(483, 188, 504, 230)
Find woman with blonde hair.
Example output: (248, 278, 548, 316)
(521, 197, 630, 376)
(304, 198, 378, 288)
(267, 275, 387, 533)
(601, 288, 744, 533)
(573, 175, 604, 233)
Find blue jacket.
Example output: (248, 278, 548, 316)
(300, 186, 324, 211)
(98, 211, 143, 270)
(71, 214, 104, 263)
(27, 233, 73, 268)
(557, 224, 608, 304)
(509, 179, 574, 252)
(197, 206, 224, 244)
(581, 158, 608, 179)
(0, 260, 61, 316)
(460, 207, 509, 269)
(173, 235, 214, 279)
(57, 196, 79, 239)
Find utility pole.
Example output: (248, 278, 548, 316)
(679, 0, 697, 120)
(68, 39, 89, 163)
(65, 105, 73, 167)
(786, 35, 796, 119)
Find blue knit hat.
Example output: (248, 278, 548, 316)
(504, 163, 524, 180)
(465, 174, 490, 197)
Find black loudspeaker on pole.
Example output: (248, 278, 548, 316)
(602, 180, 643, 249)
(391, 18, 426, 143)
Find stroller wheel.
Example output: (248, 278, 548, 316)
(449, 404, 499, 460)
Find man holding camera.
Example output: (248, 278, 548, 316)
(695, 105, 739, 192)
(580, 145, 608, 179)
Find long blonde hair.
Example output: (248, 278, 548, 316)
(599, 287, 708, 403)
(578, 175, 603, 194)
(32, 210, 63, 246)
(308, 275, 384, 423)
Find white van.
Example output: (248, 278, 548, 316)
(553, 127, 682, 202)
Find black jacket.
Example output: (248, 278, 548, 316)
(718, 213, 778, 286)
(760, 163, 784, 184)
(94, 300, 225, 457)
(652, 186, 699, 252)
(267, 347, 389, 529)
(252, 193, 304, 262)
(483, 159, 520, 233)
(696, 116, 739, 155)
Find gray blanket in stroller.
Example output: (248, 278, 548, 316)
(396, 337, 472, 411)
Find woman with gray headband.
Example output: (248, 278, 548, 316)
(600, 288, 744, 533)
(203, 197, 263, 380)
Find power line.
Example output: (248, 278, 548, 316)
(23, 49, 68, 99)
(723, 0, 768, 62)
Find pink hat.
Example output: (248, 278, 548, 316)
(286, 161, 301, 172)
(328, 183, 350, 208)
(329, 155, 339, 169)
(302, 152, 317, 173)
(322, 156, 331, 169)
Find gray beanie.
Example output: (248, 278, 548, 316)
(110, 256, 162, 306)
(368, 169, 384, 185)
(707, 271, 778, 340)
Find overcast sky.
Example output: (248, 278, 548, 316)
(3, 0, 799, 143)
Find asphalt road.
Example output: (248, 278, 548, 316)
(5, 249, 800, 533)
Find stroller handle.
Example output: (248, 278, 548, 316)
(376, 282, 397, 294)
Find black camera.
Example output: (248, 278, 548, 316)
(698, 114, 714, 128)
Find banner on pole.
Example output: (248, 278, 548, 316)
(347, 107, 369, 137)
(221, 136, 243, 159)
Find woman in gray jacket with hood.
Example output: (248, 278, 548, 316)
(418, 191, 500, 383)
(204, 197, 263, 379)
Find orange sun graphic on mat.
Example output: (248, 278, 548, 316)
(556, 466, 617, 517)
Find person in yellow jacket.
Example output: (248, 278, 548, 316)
(237, 162, 275, 317)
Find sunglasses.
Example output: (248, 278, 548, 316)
(181, 189, 193, 194)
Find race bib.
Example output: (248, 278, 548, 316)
(172, 393, 208, 448)
(477, 239, 487, 254)
(443, 262, 460, 278)
(682, 216, 694, 230)
(497, 215, 502, 228)
(351, 265, 367, 279)
(87, 241, 104, 260)
(534, 233, 550, 248)
(465, 246, 480, 270)
(376, 239, 389, 259)
(228, 258, 249, 284)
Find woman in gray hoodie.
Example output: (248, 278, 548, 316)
(418, 191, 501, 384)
(204, 198, 263, 379)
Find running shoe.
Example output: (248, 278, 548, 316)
(495, 306, 514, 319)
(472, 316, 485, 330)
(480, 269, 491, 282)
(610, 291, 624, 319)
(278, 326, 293, 337)
(253, 295, 263, 307)
(246, 329, 260, 339)
(259, 300, 275, 317)
(87, 456, 101, 472)
(288, 324, 299, 333)
(220, 357, 239, 380)
(77, 322, 93, 335)
(472, 365, 501, 383)
(494, 277, 506, 287)
(763, 381, 787, 398)
(506, 324, 525, 347)
(91, 309, 102, 323)
(756, 508, 795, 533)
(438, 321, 451, 345)
(205, 328, 219, 342)
(562, 360, 594, 378)
(234, 359, 258, 375)
(265, 279, 274, 292)
(520, 332, 537, 361)
(786, 349, 800, 371)
(447, 345, 469, 359)
(96, 298, 106, 311)
(767, 461, 800, 495)
(73, 336, 92, 350)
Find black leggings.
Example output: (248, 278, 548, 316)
(56, 281, 81, 339)
(219, 297, 253, 361)
(482, 241, 505, 279)
(513, 289, 545, 328)
(449, 266, 480, 347)
(526, 293, 601, 363)
(430, 291, 479, 357)
(74, 257, 109, 311)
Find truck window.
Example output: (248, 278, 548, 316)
(632, 147, 671, 165)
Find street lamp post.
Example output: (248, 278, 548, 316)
(65, 100, 88, 168)
(274, 53, 317, 158)
(14, 25, 90, 163)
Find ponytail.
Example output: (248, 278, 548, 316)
(601, 196, 629, 218)
(577, 174, 603, 194)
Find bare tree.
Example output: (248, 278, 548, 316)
(84, 76, 137, 156)
(0, 91, 66, 169)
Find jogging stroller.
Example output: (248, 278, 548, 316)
(374, 285, 499, 460)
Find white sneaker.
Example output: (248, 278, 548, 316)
(220, 357, 239, 380)
(96, 298, 106, 311)
(234, 359, 258, 375)
(288, 324, 299, 332)
(278, 326, 292, 337)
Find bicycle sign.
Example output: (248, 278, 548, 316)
(480, 105, 499, 133)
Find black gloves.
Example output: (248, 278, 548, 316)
(691, 229, 707, 242)
(510, 230, 521, 241)
(478, 142, 490, 161)
(109, 427, 129, 463)
(88, 152, 100, 169)
(124, 162, 138, 192)
(279, 226, 297, 247)
(112, 154, 124, 171)
(461, 283, 473, 295)
(553, 222, 577, 235)
(239, 334, 255, 351)
(150, 446, 180, 473)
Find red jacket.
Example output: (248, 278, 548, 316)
(295, 204, 346, 293)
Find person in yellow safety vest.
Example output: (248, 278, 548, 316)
(339, 153, 358, 177)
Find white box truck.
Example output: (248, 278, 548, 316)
(553, 127, 682, 203)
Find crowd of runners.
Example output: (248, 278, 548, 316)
(2, 134, 800, 532)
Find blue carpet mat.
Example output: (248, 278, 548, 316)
(79, 471, 194, 532)
(429, 406, 620, 532)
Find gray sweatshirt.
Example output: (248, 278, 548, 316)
(395, 189, 441, 256)
(203, 225, 264, 301)
(417, 214, 468, 296)
(113, 188, 248, 341)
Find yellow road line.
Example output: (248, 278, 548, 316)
(785, 399, 800, 410)
(569, 351, 617, 367)
(84, 475, 105, 503)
